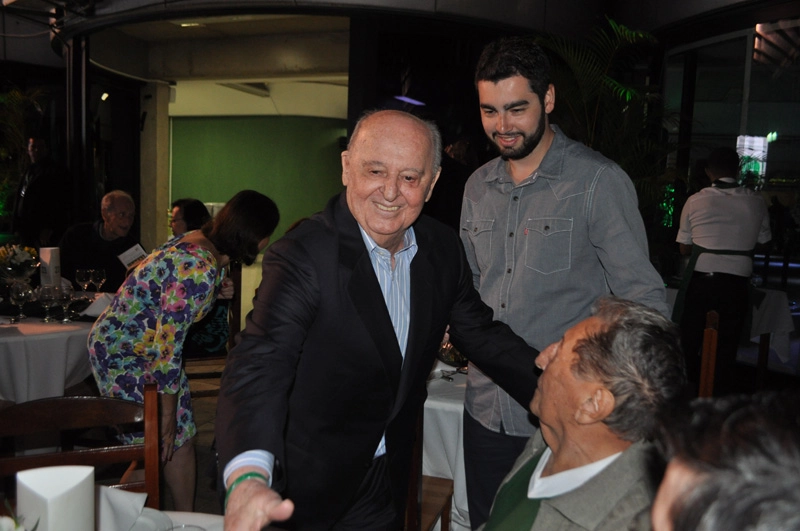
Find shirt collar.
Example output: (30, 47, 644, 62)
(358, 225, 417, 258)
(528, 446, 622, 499)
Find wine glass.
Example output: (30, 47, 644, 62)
(8, 281, 33, 324)
(38, 284, 58, 323)
(57, 284, 75, 323)
(75, 269, 91, 298)
(90, 268, 107, 292)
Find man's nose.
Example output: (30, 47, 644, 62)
(382, 177, 399, 201)
(497, 113, 512, 133)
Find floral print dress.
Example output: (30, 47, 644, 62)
(87, 239, 223, 449)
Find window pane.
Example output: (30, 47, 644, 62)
(748, 19, 800, 186)
(692, 37, 747, 143)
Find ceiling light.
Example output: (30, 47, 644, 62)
(394, 95, 425, 106)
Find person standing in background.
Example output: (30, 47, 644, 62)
(460, 36, 669, 529)
(674, 146, 771, 395)
(11, 137, 72, 249)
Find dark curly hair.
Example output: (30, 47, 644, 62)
(202, 190, 279, 265)
(474, 36, 552, 103)
(571, 296, 687, 442)
(171, 198, 211, 231)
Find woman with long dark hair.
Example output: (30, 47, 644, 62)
(88, 190, 279, 510)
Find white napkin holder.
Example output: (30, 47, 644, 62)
(16, 465, 94, 531)
(80, 293, 114, 317)
(96, 485, 147, 531)
(39, 247, 61, 286)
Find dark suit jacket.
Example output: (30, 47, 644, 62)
(58, 221, 139, 293)
(216, 193, 538, 529)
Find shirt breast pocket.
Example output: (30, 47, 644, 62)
(524, 218, 573, 274)
(464, 219, 494, 272)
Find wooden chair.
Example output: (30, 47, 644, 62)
(184, 261, 241, 398)
(405, 404, 455, 531)
(698, 310, 719, 397)
(0, 383, 160, 509)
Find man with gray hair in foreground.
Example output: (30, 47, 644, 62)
(481, 296, 687, 530)
(652, 389, 800, 531)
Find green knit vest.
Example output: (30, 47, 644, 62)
(484, 451, 546, 531)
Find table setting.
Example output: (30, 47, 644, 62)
(6, 465, 226, 531)
(424, 341, 471, 531)
(0, 255, 112, 403)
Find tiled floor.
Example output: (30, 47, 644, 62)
(184, 361, 224, 515)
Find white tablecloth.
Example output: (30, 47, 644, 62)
(666, 287, 795, 362)
(164, 510, 224, 530)
(0, 320, 93, 402)
(423, 369, 469, 531)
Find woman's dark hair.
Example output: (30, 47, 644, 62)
(202, 190, 280, 265)
(172, 198, 211, 231)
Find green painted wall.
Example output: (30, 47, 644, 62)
(170, 116, 347, 239)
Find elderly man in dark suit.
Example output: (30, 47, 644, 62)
(216, 109, 540, 530)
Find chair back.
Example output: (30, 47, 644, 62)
(0, 384, 159, 509)
(698, 310, 719, 397)
(405, 402, 454, 531)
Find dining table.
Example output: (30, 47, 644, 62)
(0, 319, 93, 403)
(666, 286, 796, 382)
(164, 510, 224, 530)
(163, 511, 289, 530)
(423, 365, 470, 531)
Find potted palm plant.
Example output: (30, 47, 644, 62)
(538, 17, 681, 273)
(0, 85, 46, 239)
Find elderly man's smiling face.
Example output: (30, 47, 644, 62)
(341, 111, 440, 254)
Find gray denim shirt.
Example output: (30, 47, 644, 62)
(460, 125, 669, 435)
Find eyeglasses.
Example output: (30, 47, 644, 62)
(110, 211, 135, 220)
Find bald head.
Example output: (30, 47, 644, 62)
(341, 110, 442, 254)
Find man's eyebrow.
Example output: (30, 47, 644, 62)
(479, 99, 531, 112)
(360, 160, 426, 175)
(503, 99, 530, 110)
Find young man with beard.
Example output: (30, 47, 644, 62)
(459, 36, 669, 529)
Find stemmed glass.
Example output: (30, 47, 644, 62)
(57, 284, 75, 323)
(75, 269, 91, 298)
(38, 284, 58, 323)
(90, 268, 106, 292)
(8, 281, 33, 324)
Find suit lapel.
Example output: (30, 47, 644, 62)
(391, 228, 435, 417)
(335, 195, 403, 391)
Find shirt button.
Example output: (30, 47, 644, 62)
(513, 196, 519, 201)
(507, 268, 512, 273)
(509, 232, 514, 237)
(544, 225, 550, 231)
(501, 303, 506, 308)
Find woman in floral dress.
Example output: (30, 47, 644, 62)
(88, 190, 279, 511)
